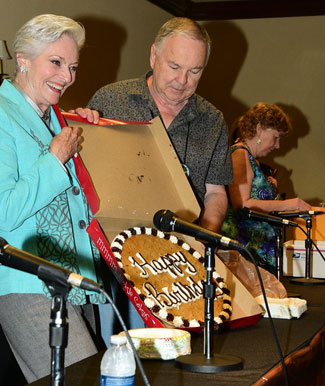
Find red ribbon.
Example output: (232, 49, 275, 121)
(87, 218, 164, 328)
(52, 105, 99, 214)
(62, 112, 151, 126)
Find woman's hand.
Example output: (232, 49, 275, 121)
(50, 126, 82, 164)
(285, 198, 312, 211)
(68, 107, 100, 124)
(267, 176, 278, 189)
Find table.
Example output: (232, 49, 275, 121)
(29, 278, 325, 386)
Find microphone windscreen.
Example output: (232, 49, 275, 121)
(153, 209, 174, 232)
(0, 237, 7, 248)
(235, 207, 249, 221)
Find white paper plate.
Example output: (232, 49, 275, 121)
(119, 328, 191, 360)
(255, 295, 307, 319)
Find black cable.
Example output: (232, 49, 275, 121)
(100, 288, 151, 386)
(238, 246, 289, 386)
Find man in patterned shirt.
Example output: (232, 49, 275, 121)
(88, 17, 233, 344)
(88, 17, 233, 232)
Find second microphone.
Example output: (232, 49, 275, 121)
(153, 209, 245, 252)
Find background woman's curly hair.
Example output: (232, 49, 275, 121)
(233, 102, 292, 141)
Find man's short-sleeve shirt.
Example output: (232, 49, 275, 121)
(88, 73, 233, 205)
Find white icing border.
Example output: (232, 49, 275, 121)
(111, 227, 232, 328)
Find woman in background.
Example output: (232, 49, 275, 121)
(0, 14, 103, 383)
(222, 103, 311, 274)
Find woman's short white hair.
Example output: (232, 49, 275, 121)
(13, 14, 85, 66)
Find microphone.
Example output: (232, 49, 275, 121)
(153, 209, 245, 251)
(236, 207, 298, 227)
(0, 237, 102, 293)
(270, 210, 325, 219)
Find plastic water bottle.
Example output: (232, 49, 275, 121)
(100, 335, 136, 386)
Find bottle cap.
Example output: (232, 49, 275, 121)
(110, 335, 127, 345)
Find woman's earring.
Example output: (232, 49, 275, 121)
(20, 65, 27, 73)
(257, 138, 261, 144)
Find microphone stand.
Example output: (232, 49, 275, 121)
(38, 267, 71, 386)
(175, 243, 243, 373)
(48, 283, 69, 386)
(290, 214, 325, 285)
(274, 225, 283, 281)
(274, 225, 300, 297)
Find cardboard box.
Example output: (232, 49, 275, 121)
(67, 115, 262, 328)
(75, 116, 200, 240)
(283, 240, 325, 278)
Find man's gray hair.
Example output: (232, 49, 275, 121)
(154, 17, 211, 64)
(13, 14, 85, 66)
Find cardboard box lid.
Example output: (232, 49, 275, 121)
(75, 117, 201, 234)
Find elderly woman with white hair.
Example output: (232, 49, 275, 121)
(0, 14, 104, 383)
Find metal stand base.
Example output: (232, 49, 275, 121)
(173, 244, 243, 375)
(290, 277, 325, 285)
(175, 353, 243, 373)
